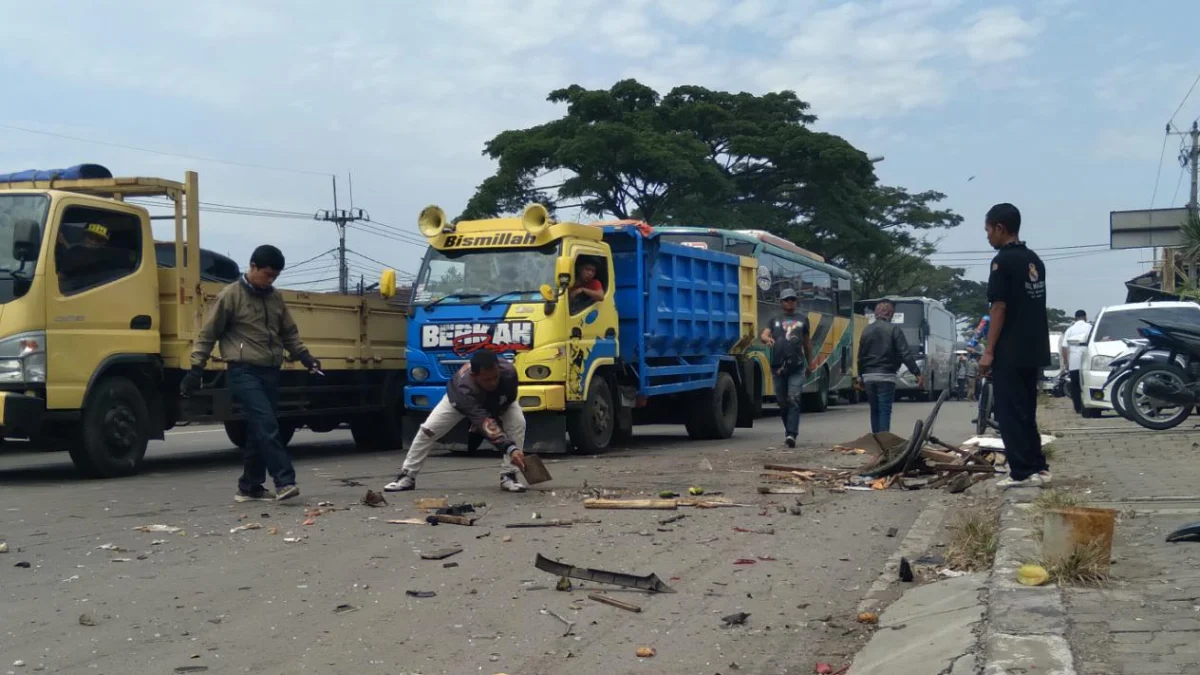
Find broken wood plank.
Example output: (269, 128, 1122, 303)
(387, 518, 428, 525)
(757, 486, 807, 495)
(420, 547, 463, 560)
(588, 593, 643, 613)
(413, 497, 450, 510)
(427, 514, 476, 526)
(927, 463, 998, 474)
(763, 464, 845, 477)
(678, 496, 732, 506)
(584, 498, 677, 510)
(920, 448, 965, 464)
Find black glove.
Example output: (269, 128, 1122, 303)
(301, 354, 321, 372)
(180, 367, 204, 397)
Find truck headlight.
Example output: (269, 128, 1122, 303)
(411, 366, 430, 382)
(0, 331, 47, 383)
(1090, 355, 1113, 371)
(525, 365, 551, 380)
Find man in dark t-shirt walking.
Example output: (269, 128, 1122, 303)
(980, 203, 1051, 489)
(760, 288, 812, 448)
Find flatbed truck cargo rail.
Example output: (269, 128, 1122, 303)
(384, 203, 758, 454)
(0, 166, 407, 477)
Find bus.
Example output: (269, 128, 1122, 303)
(853, 296, 956, 400)
(655, 227, 855, 413)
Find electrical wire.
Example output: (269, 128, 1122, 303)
(0, 123, 332, 177)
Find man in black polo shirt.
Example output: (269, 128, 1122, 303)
(980, 203, 1051, 489)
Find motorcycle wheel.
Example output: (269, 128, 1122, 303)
(1124, 362, 1194, 431)
(1111, 376, 1131, 420)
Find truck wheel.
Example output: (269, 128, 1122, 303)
(71, 376, 150, 478)
(803, 368, 830, 413)
(686, 371, 737, 440)
(568, 377, 615, 454)
(611, 405, 634, 445)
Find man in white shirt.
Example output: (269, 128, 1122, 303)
(1060, 310, 1090, 416)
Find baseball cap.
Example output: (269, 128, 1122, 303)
(780, 288, 798, 301)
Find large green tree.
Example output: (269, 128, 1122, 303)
(461, 79, 962, 292)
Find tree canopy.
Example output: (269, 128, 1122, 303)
(461, 80, 969, 311)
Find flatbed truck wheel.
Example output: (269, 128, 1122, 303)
(686, 371, 738, 440)
(70, 376, 150, 478)
(568, 377, 615, 454)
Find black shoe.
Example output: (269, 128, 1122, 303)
(785, 436, 796, 448)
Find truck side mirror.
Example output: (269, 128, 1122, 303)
(539, 284, 555, 302)
(12, 219, 41, 262)
(555, 257, 573, 289)
(379, 269, 397, 299)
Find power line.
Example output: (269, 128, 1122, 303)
(1151, 127, 1170, 209)
(1170, 71, 1200, 126)
(928, 242, 1109, 258)
(0, 123, 332, 177)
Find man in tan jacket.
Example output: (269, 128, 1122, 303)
(182, 245, 320, 503)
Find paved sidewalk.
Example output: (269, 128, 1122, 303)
(1041, 403, 1200, 675)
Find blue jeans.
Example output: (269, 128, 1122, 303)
(774, 370, 806, 438)
(229, 364, 296, 491)
(865, 380, 896, 434)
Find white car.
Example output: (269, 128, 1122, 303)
(1075, 301, 1200, 416)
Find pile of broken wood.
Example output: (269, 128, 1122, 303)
(758, 429, 1005, 496)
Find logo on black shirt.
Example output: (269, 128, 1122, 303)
(1028, 263, 1039, 282)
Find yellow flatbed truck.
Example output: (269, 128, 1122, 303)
(0, 167, 407, 477)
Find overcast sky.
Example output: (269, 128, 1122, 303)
(2, 0, 1198, 313)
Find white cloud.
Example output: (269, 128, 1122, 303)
(959, 7, 1044, 63)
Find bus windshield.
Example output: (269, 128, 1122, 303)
(413, 242, 562, 305)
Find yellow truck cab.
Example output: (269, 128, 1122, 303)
(392, 204, 758, 454)
(0, 166, 407, 477)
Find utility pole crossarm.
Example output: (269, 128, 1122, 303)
(314, 176, 369, 294)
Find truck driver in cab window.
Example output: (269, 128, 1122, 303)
(55, 220, 137, 294)
(569, 260, 604, 312)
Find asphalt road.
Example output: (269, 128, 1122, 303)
(0, 399, 977, 675)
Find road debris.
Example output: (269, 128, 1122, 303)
(414, 497, 450, 510)
(899, 557, 914, 582)
(96, 543, 128, 552)
(387, 518, 428, 525)
(133, 524, 181, 534)
(733, 559, 756, 565)
(173, 667, 209, 674)
(362, 490, 388, 507)
(14, 561, 30, 568)
(1166, 522, 1200, 542)
(757, 486, 806, 495)
(443, 562, 458, 568)
(659, 490, 679, 498)
(229, 523, 263, 534)
(0, 542, 7, 553)
(588, 593, 642, 613)
(1016, 564, 1050, 586)
(420, 547, 463, 561)
(688, 486, 704, 495)
(535, 554, 676, 593)
(79, 613, 99, 627)
(540, 606, 576, 635)
(856, 611, 879, 625)
(426, 514, 477, 526)
(406, 590, 437, 598)
(584, 498, 677, 510)
(505, 518, 598, 528)
(886, 527, 898, 538)
(635, 646, 656, 658)
(721, 611, 750, 626)
(658, 514, 686, 525)
(733, 527, 775, 535)
(267, 526, 278, 535)
(333, 603, 359, 614)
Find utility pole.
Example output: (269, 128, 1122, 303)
(314, 176, 368, 294)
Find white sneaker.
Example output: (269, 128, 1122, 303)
(384, 472, 415, 492)
(996, 474, 1043, 489)
(1038, 470, 1053, 487)
(500, 473, 527, 493)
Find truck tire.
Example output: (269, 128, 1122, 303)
(70, 376, 150, 478)
(803, 368, 830, 413)
(686, 371, 738, 440)
(225, 420, 295, 449)
(568, 377, 615, 454)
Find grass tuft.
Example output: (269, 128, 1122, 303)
(1034, 541, 1110, 587)
(946, 504, 1000, 571)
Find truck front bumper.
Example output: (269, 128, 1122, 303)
(405, 384, 567, 412)
(0, 391, 45, 438)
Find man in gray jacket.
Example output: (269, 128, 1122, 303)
(857, 300, 922, 433)
(384, 349, 529, 493)
(182, 245, 320, 503)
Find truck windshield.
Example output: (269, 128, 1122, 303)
(414, 242, 562, 305)
(0, 194, 50, 303)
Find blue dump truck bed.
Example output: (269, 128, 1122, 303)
(604, 224, 754, 397)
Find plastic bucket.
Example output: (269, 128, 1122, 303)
(1042, 506, 1117, 570)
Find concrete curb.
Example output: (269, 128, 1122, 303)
(980, 486, 1077, 675)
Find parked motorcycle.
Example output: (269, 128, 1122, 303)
(1106, 320, 1200, 430)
